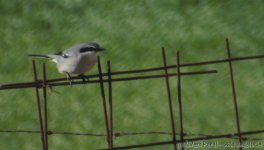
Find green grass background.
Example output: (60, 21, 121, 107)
(1, 0, 264, 149)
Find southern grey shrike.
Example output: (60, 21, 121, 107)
(29, 42, 104, 84)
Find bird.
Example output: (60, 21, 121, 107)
(28, 42, 105, 84)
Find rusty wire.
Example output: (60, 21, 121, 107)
(1, 129, 264, 140)
(98, 129, 264, 150)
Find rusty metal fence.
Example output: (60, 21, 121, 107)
(0, 38, 264, 150)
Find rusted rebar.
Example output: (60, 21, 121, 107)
(176, 51, 184, 150)
(225, 38, 243, 150)
(0, 43, 263, 150)
(0, 70, 218, 90)
(97, 56, 111, 149)
(107, 60, 114, 149)
(161, 48, 177, 150)
(42, 63, 48, 150)
(32, 60, 46, 150)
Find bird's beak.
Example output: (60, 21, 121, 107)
(99, 48, 105, 51)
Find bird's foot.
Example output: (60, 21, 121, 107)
(66, 72, 73, 85)
(78, 73, 87, 83)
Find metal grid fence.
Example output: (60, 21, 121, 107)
(0, 38, 264, 150)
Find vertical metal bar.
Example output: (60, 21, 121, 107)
(32, 60, 46, 150)
(97, 56, 111, 149)
(161, 48, 178, 150)
(42, 63, 48, 150)
(225, 38, 243, 150)
(176, 51, 184, 150)
(107, 60, 113, 149)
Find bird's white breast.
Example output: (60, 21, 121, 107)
(70, 52, 99, 74)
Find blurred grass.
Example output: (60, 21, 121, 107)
(1, 0, 264, 149)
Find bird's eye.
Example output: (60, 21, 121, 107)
(62, 54, 69, 58)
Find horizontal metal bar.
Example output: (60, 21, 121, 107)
(1, 129, 263, 140)
(0, 70, 217, 90)
(98, 129, 264, 150)
(1, 53, 264, 90)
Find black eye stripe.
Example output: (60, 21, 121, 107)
(80, 47, 100, 53)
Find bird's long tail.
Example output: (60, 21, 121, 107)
(28, 54, 50, 58)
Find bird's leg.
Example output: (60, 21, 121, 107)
(78, 73, 87, 83)
(47, 85, 60, 94)
(66, 72, 73, 85)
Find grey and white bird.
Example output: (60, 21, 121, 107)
(29, 42, 104, 84)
